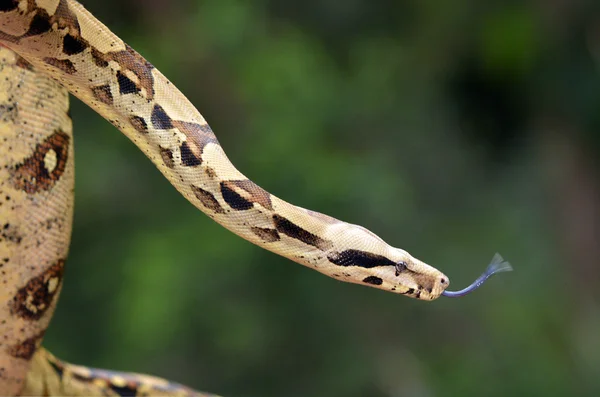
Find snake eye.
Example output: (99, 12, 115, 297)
(395, 261, 407, 276)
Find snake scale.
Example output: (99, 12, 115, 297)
(0, 1, 511, 395)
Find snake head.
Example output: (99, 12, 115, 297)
(321, 224, 449, 300)
(325, 245, 449, 300)
(387, 253, 449, 300)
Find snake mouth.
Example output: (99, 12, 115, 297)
(441, 253, 512, 298)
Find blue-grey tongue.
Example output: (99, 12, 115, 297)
(442, 253, 512, 298)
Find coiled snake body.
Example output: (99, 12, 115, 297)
(0, 1, 511, 395)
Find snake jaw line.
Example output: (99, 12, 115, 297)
(441, 253, 513, 298)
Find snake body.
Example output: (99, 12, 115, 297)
(0, 0, 476, 395)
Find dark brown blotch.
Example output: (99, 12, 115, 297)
(10, 130, 70, 194)
(327, 249, 397, 269)
(24, 10, 52, 38)
(159, 147, 174, 169)
(7, 330, 46, 360)
(116, 70, 140, 95)
(251, 227, 281, 243)
(151, 103, 173, 130)
(225, 180, 273, 210)
(220, 182, 253, 210)
(91, 48, 109, 67)
(15, 54, 33, 70)
(0, 7, 53, 44)
(91, 84, 113, 106)
(191, 185, 224, 214)
(273, 214, 333, 251)
(109, 382, 139, 397)
(105, 44, 155, 99)
(172, 120, 218, 162)
(0, 0, 18, 11)
(43, 57, 76, 74)
(180, 141, 202, 166)
(69, 367, 141, 397)
(63, 33, 88, 55)
(10, 259, 65, 320)
(54, 0, 82, 33)
(129, 115, 147, 134)
(363, 276, 383, 285)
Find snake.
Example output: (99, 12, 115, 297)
(0, 0, 513, 395)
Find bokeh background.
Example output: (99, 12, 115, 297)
(44, 0, 600, 396)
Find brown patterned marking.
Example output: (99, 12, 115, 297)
(273, 214, 333, 251)
(65, 366, 199, 395)
(43, 57, 76, 74)
(147, 107, 218, 165)
(0, 1, 18, 12)
(191, 185, 224, 214)
(23, 10, 52, 38)
(327, 249, 397, 269)
(7, 331, 45, 360)
(363, 276, 383, 285)
(62, 33, 88, 55)
(10, 130, 70, 194)
(10, 259, 65, 320)
(250, 227, 280, 243)
(91, 84, 113, 105)
(0, 2, 74, 43)
(159, 147, 174, 169)
(14, 53, 33, 70)
(172, 120, 218, 162)
(91, 47, 109, 67)
(66, 369, 135, 395)
(129, 115, 147, 134)
(150, 103, 173, 129)
(54, 0, 82, 33)
(180, 141, 201, 166)
(107, 381, 139, 397)
(224, 180, 273, 210)
(96, 44, 155, 99)
(116, 70, 140, 95)
(220, 182, 253, 210)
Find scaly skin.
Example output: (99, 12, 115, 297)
(0, 46, 72, 395)
(0, 1, 451, 395)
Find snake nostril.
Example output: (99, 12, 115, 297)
(440, 277, 447, 284)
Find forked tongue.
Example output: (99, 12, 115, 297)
(442, 253, 512, 298)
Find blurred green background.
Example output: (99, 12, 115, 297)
(44, 0, 600, 396)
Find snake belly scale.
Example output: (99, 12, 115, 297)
(0, 0, 453, 395)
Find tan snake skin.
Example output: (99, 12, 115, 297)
(0, 0, 453, 395)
